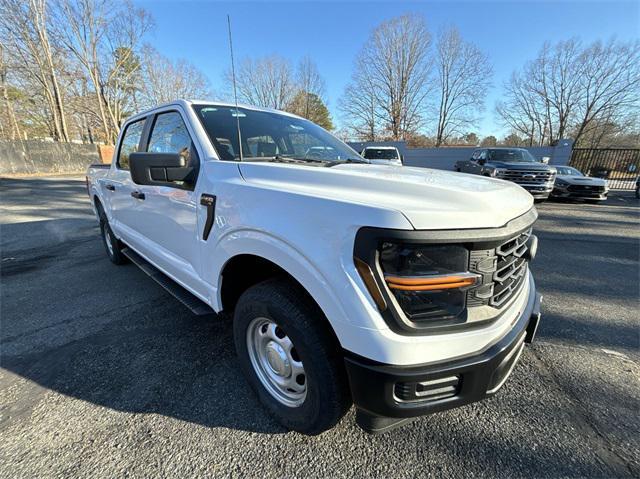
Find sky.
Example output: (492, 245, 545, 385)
(136, 0, 640, 138)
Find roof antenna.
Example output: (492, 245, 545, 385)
(227, 14, 243, 162)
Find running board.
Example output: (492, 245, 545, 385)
(122, 248, 215, 316)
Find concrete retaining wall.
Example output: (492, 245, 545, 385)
(348, 139, 574, 170)
(0, 140, 101, 175)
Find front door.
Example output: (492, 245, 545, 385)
(130, 109, 204, 293)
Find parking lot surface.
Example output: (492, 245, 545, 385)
(1, 176, 639, 478)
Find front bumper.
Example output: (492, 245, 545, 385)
(344, 284, 541, 433)
(551, 187, 608, 201)
(522, 185, 553, 199)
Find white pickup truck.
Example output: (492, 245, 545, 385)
(86, 100, 541, 434)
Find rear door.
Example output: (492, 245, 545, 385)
(108, 117, 147, 243)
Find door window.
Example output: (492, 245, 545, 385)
(117, 119, 145, 170)
(148, 112, 195, 163)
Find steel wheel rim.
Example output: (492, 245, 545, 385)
(246, 317, 307, 407)
(103, 224, 114, 257)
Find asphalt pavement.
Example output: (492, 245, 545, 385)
(1, 176, 638, 478)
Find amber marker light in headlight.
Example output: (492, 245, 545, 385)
(354, 257, 387, 311)
(384, 273, 480, 291)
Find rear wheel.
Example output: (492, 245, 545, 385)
(99, 209, 127, 265)
(233, 278, 351, 434)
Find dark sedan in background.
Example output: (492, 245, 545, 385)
(551, 166, 609, 203)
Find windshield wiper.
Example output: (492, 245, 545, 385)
(242, 155, 327, 165)
(326, 158, 370, 167)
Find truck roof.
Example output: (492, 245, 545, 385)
(362, 146, 399, 150)
(125, 99, 304, 124)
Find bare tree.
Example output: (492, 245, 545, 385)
(0, 43, 23, 140)
(138, 46, 212, 109)
(433, 27, 491, 146)
(0, 0, 70, 141)
(226, 55, 295, 109)
(53, 0, 152, 143)
(344, 15, 433, 140)
(293, 56, 326, 119)
(338, 69, 380, 141)
(571, 39, 640, 146)
(497, 38, 640, 147)
(496, 71, 549, 146)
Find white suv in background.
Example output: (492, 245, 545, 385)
(361, 146, 403, 165)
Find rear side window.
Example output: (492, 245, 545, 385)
(147, 111, 194, 164)
(117, 119, 145, 170)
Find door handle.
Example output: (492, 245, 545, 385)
(131, 191, 145, 200)
(105, 184, 115, 191)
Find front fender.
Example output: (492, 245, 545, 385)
(209, 228, 351, 335)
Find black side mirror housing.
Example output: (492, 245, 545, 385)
(129, 152, 195, 188)
(478, 159, 486, 165)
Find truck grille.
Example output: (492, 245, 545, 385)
(467, 228, 531, 309)
(567, 184, 606, 193)
(498, 170, 555, 185)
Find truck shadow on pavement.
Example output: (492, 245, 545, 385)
(2, 297, 288, 435)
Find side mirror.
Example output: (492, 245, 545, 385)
(478, 159, 486, 165)
(129, 152, 195, 187)
(541, 156, 550, 164)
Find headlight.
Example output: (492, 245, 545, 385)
(491, 168, 506, 177)
(377, 243, 478, 323)
(555, 179, 569, 187)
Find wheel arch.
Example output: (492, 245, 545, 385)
(212, 231, 349, 347)
(218, 252, 343, 348)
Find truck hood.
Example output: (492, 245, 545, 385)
(557, 175, 607, 186)
(239, 162, 533, 230)
(488, 161, 552, 170)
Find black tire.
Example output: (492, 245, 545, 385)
(98, 208, 128, 265)
(233, 278, 351, 434)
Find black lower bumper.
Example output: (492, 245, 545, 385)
(551, 189, 608, 201)
(344, 285, 542, 433)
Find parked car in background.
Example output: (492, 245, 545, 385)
(361, 146, 403, 165)
(86, 100, 542, 435)
(551, 166, 609, 203)
(455, 148, 556, 201)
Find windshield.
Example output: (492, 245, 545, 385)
(193, 105, 360, 163)
(363, 148, 399, 160)
(556, 166, 583, 176)
(488, 149, 538, 162)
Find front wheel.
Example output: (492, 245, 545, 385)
(233, 278, 351, 434)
